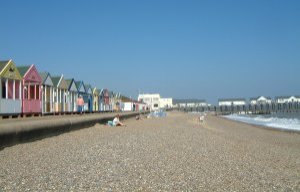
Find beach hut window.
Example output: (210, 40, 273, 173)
(30, 85, 35, 99)
(2, 80, 6, 99)
(15, 81, 20, 99)
(36, 85, 40, 100)
(8, 80, 14, 99)
(24, 85, 28, 99)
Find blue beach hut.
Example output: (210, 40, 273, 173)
(75, 80, 88, 112)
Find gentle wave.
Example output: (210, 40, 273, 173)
(224, 114, 300, 131)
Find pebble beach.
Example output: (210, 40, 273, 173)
(1, 112, 300, 191)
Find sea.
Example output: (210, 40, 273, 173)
(224, 113, 300, 132)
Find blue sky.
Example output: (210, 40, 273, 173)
(1, 0, 299, 104)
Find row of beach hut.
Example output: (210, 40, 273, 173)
(0, 59, 146, 116)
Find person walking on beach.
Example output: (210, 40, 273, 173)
(77, 95, 84, 114)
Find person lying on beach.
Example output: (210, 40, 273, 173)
(135, 114, 141, 120)
(107, 114, 125, 126)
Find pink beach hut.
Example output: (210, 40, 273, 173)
(17, 65, 42, 114)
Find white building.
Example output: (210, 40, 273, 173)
(138, 93, 173, 111)
(250, 96, 272, 105)
(159, 98, 173, 109)
(218, 98, 246, 106)
(275, 96, 300, 104)
(138, 94, 161, 111)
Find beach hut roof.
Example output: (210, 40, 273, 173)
(75, 81, 83, 89)
(51, 76, 62, 87)
(120, 95, 132, 102)
(39, 72, 54, 86)
(109, 91, 114, 97)
(65, 79, 73, 88)
(0, 60, 10, 72)
(0, 60, 22, 80)
(84, 83, 90, 90)
(93, 87, 100, 95)
(39, 72, 49, 82)
(84, 84, 92, 93)
(17, 65, 31, 77)
(65, 78, 78, 92)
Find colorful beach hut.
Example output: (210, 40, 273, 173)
(65, 78, 78, 112)
(52, 75, 68, 113)
(39, 72, 54, 114)
(99, 89, 110, 112)
(75, 81, 88, 112)
(114, 92, 121, 111)
(17, 65, 42, 114)
(109, 91, 115, 112)
(92, 87, 99, 112)
(84, 84, 93, 112)
(0, 60, 22, 114)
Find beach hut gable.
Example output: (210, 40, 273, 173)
(44, 75, 53, 86)
(22, 65, 42, 83)
(56, 76, 68, 89)
(75, 81, 86, 93)
(79, 86, 85, 92)
(84, 84, 92, 94)
(77, 82, 85, 92)
(59, 78, 68, 89)
(40, 72, 54, 86)
(52, 75, 68, 89)
(93, 88, 99, 95)
(99, 89, 104, 95)
(66, 79, 78, 92)
(0, 60, 22, 80)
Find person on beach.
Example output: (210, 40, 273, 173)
(199, 114, 205, 123)
(135, 114, 141, 120)
(113, 114, 125, 126)
(77, 95, 84, 114)
(108, 114, 125, 126)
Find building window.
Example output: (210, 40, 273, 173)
(30, 85, 35, 99)
(24, 85, 29, 99)
(36, 85, 40, 100)
(2, 80, 6, 99)
(154, 104, 158, 107)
